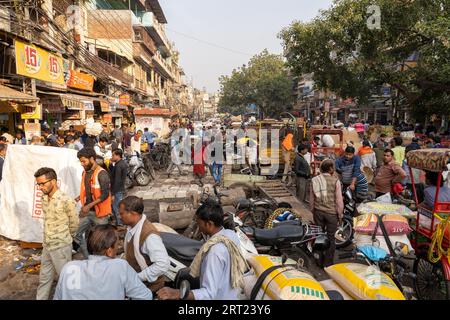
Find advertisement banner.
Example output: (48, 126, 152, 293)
(83, 100, 94, 111)
(15, 39, 65, 85)
(67, 70, 94, 91)
(41, 97, 65, 113)
(23, 122, 41, 141)
(119, 94, 130, 106)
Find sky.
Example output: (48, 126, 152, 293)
(162, 0, 334, 93)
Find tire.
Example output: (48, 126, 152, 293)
(135, 168, 151, 186)
(125, 176, 134, 189)
(145, 159, 156, 180)
(414, 257, 450, 300)
(335, 217, 354, 249)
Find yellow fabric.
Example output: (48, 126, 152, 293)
(428, 214, 450, 264)
(392, 146, 406, 165)
(42, 189, 79, 251)
(325, 263, 405, 300)
(248, 255, 329, 300)
(282, 133, 294, 151)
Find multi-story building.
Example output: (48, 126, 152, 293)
(0, 0, 195, 135)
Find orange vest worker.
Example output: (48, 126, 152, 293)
(282, 133, 294, 151)
(79, 166, 111, 218)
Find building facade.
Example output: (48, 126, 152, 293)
(0, 0, 197, 137)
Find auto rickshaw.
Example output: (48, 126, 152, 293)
(406, 148, 450, 300)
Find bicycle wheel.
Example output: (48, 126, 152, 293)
(414, 257, 450, 300)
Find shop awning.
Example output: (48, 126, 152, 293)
(58, 93, 94, 111)
(0, 84, 39, 111)
(0, 84, 39, 104)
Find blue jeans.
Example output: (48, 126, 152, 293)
(212, 162, 223, 184)
(112, 191, 124, 225)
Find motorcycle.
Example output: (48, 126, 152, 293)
(124, 151, 152, 189)
(161, 214, 258, 288)
(183, 186, 292, 240)
(335, 187, 356, 249)
(234, 214, 330, 269)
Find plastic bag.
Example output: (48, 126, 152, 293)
(376, 193, 392, 204)
(357, 202, 414, 218)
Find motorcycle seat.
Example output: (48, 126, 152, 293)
(253, 225, 304, 246)
(160, 232, 203, 265)
(235, 198, 252, 210)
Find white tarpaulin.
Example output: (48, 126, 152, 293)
(0, 145, 83, 243)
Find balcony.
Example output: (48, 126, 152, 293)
(153, 50, 174, 80)
(133, 25, 157, 56)
(136, 12, 172, 57)
(89, 54, 133, 87)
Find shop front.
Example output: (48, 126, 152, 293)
(0, 83, 40, 134)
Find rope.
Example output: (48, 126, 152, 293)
(428, 215, 450, 264)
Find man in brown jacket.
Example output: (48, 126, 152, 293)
(119, 196, 170, 293)
(374, 149, 407, 197)
(310, 160, 344, 267)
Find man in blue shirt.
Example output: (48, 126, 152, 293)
(335, 146, 368, 201)
(54, 224, 152, 300)
(143, 128, 156, 150)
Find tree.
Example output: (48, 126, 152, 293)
(218, 50, 294, 117)
(279, 0, 450, 121)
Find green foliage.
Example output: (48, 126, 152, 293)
(218, 50, 294, 117)
(280, 0, 450, 119)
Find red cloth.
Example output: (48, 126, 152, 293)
(192, 145, 205, 176)
(354, 123, 365, 133)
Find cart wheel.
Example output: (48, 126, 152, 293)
(414, 257, 450, 300)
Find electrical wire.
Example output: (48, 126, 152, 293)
(165, 27, 253, 57)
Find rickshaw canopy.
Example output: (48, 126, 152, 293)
(406, 148, 450, 172)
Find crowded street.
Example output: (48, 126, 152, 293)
(0, 0, 449, 307)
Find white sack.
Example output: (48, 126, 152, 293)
(0, 145, 83, 243)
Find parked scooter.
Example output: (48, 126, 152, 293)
(124, 151, 152, 189)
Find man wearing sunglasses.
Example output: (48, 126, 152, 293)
(34, 167, 79, 300)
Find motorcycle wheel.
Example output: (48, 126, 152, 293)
(135, 168, 151, 186)
(146, 160, 156, 180)
(125, 176, 134, 189)
(335, 217, 354, 249)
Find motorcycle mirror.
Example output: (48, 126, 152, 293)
(179, 280, 190, 300)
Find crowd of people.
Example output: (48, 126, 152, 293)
(35, 158, 246, 300)
(289, 122, 450, 267)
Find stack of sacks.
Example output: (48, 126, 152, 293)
(353, 212, 414, 255)
(243, 255, 329, 300)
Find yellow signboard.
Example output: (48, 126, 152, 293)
(15, 39, 65, 85)
(21, 104, 42, 120)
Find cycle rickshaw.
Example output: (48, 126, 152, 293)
(406, 148, 450, 299)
